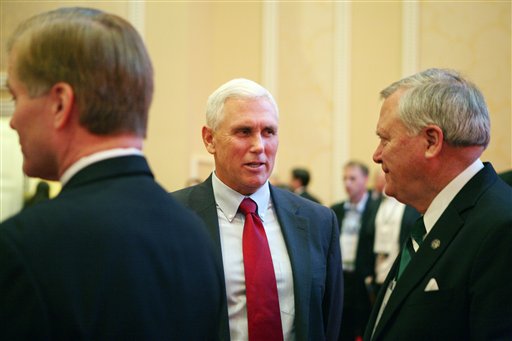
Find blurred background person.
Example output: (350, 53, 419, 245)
(370, 170, 387, 201)
(369, 170, 420, 296)
(499, 169, 512, 186)
(0, 7, 223, 339)
(23, 180, 50, 209)
(289, 167, 322, 204)
(331, 160, 378, 341)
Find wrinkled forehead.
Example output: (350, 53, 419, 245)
(220, 97, 278, 123)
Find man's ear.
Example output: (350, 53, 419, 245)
(424, 125, 444, 159)
(202, 126, 216, 154)
(50, 82, 74, 130)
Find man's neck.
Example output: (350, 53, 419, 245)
(57, 131, 143, 179)
(350, 191, 366, 205)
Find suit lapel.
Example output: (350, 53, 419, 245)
(270, 186, 311, 340)
(185, 176, 223, 260)
(372, 206, 464, 338)
(371, 164, 497, 340)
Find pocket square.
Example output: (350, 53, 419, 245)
(424, 278, 439, 292)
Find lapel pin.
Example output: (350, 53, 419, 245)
(431, 239, 441, 249)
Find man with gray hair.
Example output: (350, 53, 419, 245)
(173, 78, 343, 340)
(0, 7, 223, 338)
(364, 68, 512, 340)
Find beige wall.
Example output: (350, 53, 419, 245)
(1, 1, 510, 209)
(144, 2, 263, 191)
(351, 2, 403, 192)
(420, 1, 511, 173)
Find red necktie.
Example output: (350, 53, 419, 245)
(239, 197, 283, 341)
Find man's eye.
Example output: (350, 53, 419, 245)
(237, 129, 250, 136)
(263, 128, 276, 136)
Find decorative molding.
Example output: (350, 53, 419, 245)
(402, 0, 419, 77)
(332, 2, 351, 202)
(128, 1, 146, 40)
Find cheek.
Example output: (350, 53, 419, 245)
(266, 139, 278, 155)
(10, 105, 26, 129)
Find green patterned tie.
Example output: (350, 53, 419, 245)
(397, 217, 426, 280)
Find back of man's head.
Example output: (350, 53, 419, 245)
(292, 168, 311, 187)
(8, 7, 153, 137)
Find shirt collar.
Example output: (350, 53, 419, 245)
(344, 191, 369, 213)
(423, 158, 484, 233)
(211, 171, 271, 223)
(60, 148, 144, 185)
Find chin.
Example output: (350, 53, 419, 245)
(384, 186, 395, 198)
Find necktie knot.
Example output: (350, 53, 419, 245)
(411, 217, 426, 244)
(397, 217, 426, 280)
(239, 197, 257, 215)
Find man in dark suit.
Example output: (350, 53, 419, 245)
(364, 68, 512, 340)
(499, 169, 512, 186)
(0, 8, 223, 339)
(330, 160, 378, 341)
(173, 78, 343, 340)
(289, 167, 322, 204)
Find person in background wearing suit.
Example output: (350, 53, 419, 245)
(0, 8, 223, 339)
(330, 160, 377, 341)
(173, 78, 343, 341)
(370, 170, 387, 201)
(364, 68, 512, 340)
(369, 170, 420, 296)
(289, 167, 322, 204)
(499, 169, 512, 186)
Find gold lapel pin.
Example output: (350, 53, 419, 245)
(431, 239, 441, 249)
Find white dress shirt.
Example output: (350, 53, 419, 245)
(421, 159, 484, 242)
(212, 172, 295, 341)
(60, 148, 143, 185)
(340, 192, 368, 272)
(373, 195, 406, 284)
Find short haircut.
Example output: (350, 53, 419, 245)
(344, 160, 369, 177)
(7, 7, 153, 137)
(205, 78, 278, 131)
(292, 168, 311, 187)
(380, 68, 490, 148)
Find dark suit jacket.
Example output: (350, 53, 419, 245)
(299, 190, 322, 204)
(369, 198, 421, 249)
(172, 175, 344, 341)
(364, 163, 512, 340)
(330, 192, 378, 279)
(499, 169, 512, 186)
(397, 205, 422, 246)
(0, 156, 224, 340)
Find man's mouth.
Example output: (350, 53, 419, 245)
(245, 162, 265, 168)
